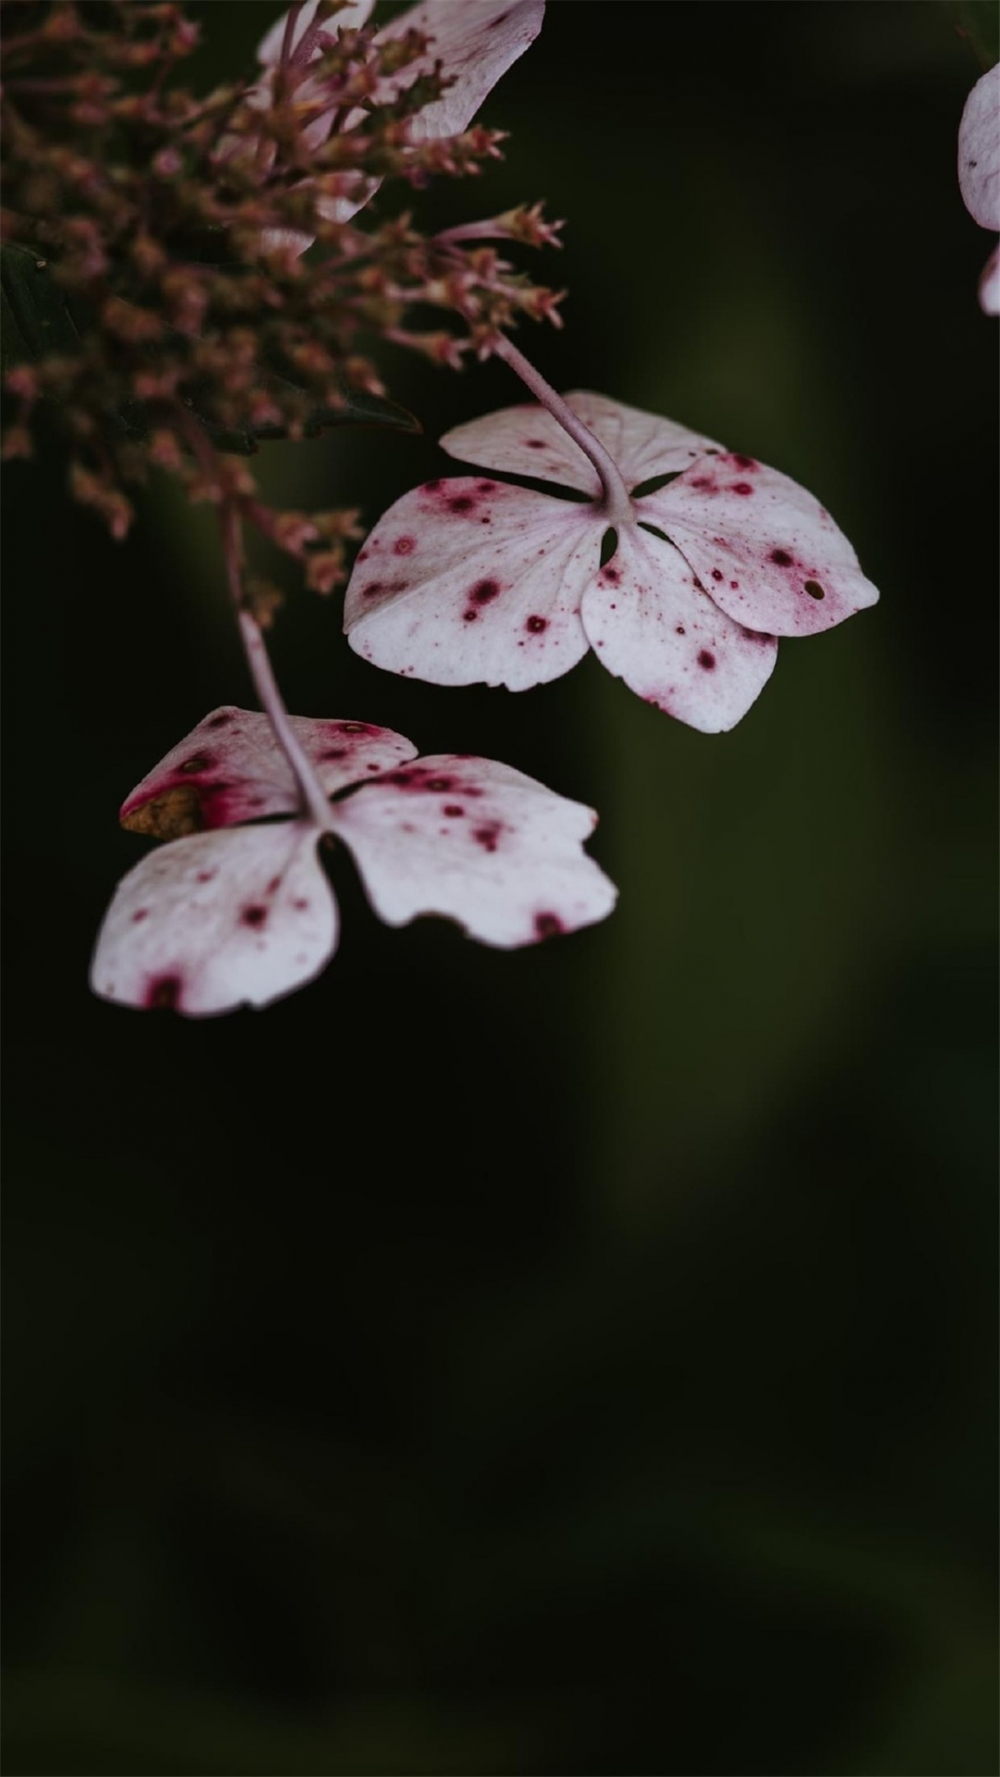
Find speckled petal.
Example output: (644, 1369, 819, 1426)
(257, 0, 375, 67)
(640, 454, 879, 638)
(376, 0, 544, 141)
(344, 478, 600, 689)
(331, 755, 616, 947)
(90, 823, 337, 1017)
(581, 525, 777, 733)
(119, 708, 417, 840)
(441, 392, 720, 496)
(958, 64, 1000, 232)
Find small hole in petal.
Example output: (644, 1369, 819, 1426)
(631, 471, 682, 498)
(804, 579, 826, 600)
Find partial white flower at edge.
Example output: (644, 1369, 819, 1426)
(90, 708, 616, 1017)
(958, 62, 1000, 316)
(344, 392, 880, 734)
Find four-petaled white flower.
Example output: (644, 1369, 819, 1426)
(958, 62, 1000, 316)
(90, 707, 616, 1017)
(344, 392, 880, 733)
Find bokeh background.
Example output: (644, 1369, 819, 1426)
(4, 4, 998, 1773)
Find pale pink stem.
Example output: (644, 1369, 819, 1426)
(434, 220, 512, 246)
(278, 1, 305, 69)
(491, 333, 634, 525)
(220, 503, 333, 832)
(289, 8, 340, 70)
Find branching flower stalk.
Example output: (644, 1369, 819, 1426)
(3, 0, 889, 1017)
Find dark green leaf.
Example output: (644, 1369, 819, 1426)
(1, 243, 82, 371)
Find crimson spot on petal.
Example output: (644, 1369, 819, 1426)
(534, 912, 564, 938)
(146, 975, 181, 1010)
(471, 579, 501, 604)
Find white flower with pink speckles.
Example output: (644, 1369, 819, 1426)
(90, 706, 616, 1017)
(344, 391, 880, 734)
(958, 62, 1000, 316)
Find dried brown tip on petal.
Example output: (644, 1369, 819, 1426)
(121, 783, 204, 840)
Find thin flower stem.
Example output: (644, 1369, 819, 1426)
(434, 220, 510, 246)
(491, 333, 634, 524)
(220, 503, 333, 832)
(279, 1, 305, 69)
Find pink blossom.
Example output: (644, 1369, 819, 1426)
(91, 707, 616, 1017)
(958, 63, 1000, 316)
(344, 391, 880, 734)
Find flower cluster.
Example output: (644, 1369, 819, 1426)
(1, 0, 561, 585)
(5, 1, 931, 1020)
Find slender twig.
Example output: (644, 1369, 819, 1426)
(278, 1, 305, 70)
(219, 503, 334, 832)
(491, 333, 634, 524)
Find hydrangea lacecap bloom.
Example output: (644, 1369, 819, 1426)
(91, 707, 616, 1016)
(344, 392, 880, 733)
(958, 62, 1000, 316)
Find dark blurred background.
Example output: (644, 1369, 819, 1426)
(4, 4, 998, 1773)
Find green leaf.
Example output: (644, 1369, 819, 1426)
(303, 383, 422, 436)
(173, 377, 422, 456)
(0, 243, 421, 447)
(0, 243, 82, 371)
